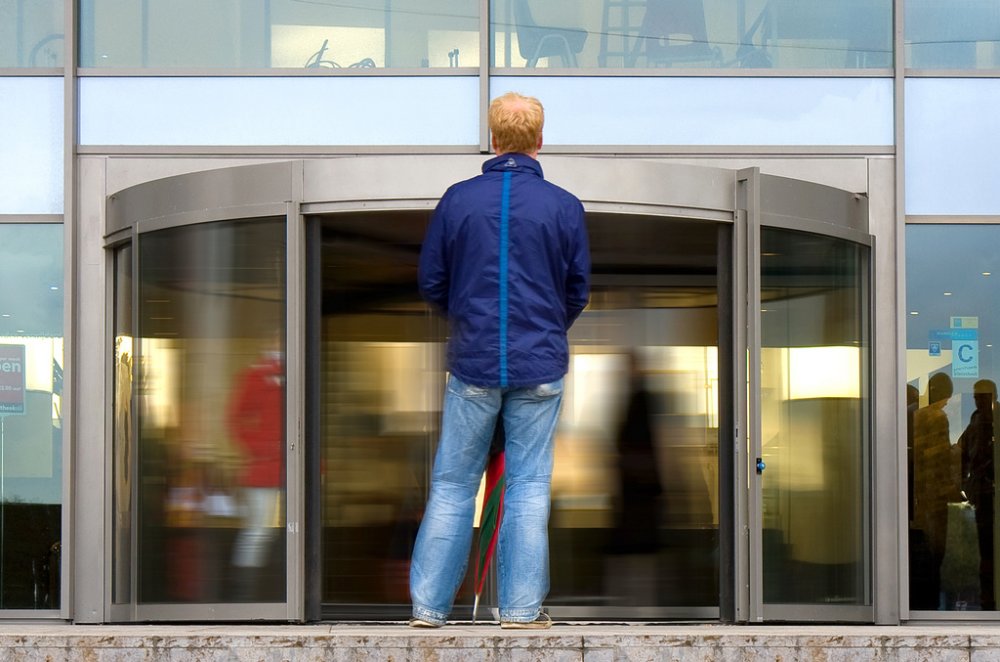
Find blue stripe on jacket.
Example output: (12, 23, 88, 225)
(499, 170, 511, 387)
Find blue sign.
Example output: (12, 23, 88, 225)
(953, 339, 980, 378)
(929, 341, 941, 357)
(930, 329, 978, 341)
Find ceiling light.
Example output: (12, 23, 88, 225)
(984, 272, 992, 277)
(943, 292, 952, 296)
(910, 311, 919, 316)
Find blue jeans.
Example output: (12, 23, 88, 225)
(410, 374, 563, 625)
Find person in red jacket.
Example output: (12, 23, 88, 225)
(227, 345, 284, 599)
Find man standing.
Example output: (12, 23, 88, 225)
(409, 92, 590, 629)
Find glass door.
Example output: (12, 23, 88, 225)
(112, 216, 293, 620)
(313, 210, 732, 621)
(746, 173, 874, 622)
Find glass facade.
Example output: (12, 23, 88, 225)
(0, 0, 63, 67)
(906, 225, 1000, 612)
(134, 218, 286, 604)
(492, 0, 891, 69)
(5, 0, 1000, 628)
(0, 223, 64, 610)
(759, 228, 870, 606)
(79, 0, 479, 69)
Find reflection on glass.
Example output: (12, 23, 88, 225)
(906, 225, 1000, 611)
(318, 213, 444, 611)
(113, 245, 133, 605)
(759, 228, 870, 606)
(556, 293, 720, 609)
(0, 1, 63, 67)
(906, 0, 1000, 69)
(137, 219, 286, 604)
(0, 224, 63, 609)
(491, 0, 891, 69)
(80, 0, 479, 69)
(319, 213, 721, 616)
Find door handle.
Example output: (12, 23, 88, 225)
(756, 457, 766, 474)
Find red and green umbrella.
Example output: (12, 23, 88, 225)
(472, 420, 505, 623)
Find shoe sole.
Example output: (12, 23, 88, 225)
(500, 614, 552, 630)
(408, 618, 442, 628)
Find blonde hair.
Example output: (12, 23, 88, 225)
(488, 92, 544, 155)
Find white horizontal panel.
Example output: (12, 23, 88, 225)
(492, 77, 894, 146)
(80, 77, 479, 146)
(0, 78, 63, 213)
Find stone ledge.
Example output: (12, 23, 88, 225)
(0, 624, 999, 661)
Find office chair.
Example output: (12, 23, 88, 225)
(632, 0, 721, 67)
(514, 0, 588, 67)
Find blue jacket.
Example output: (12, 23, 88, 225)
(418, 153, 591, 388)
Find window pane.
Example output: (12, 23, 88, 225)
(492, 0, 891, 70)
(0, 78, 63, 214)
(0, 0, 63, 67)
(79, 77, 478, 146)
(759, 228, 870, 606)
(137, 219, 286, 604)
(905, 79, 1000, 216)
(0, 223, 64, 610)
(492, 77, 893, 146)
(906, 225, 1000, 612)
(80, 0, 478, 69)
(906, 0, 1000, 69)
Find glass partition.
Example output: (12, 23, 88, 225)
(0, 223, 63, 610)
(80, 0, 479, 69)
(136, 218, 286, 604)
(112, 244, 133, 606)
(491, 0, 891, 69)
(0, 0, 63, 67)
(906, 0, 1000, 69)
(906, 224, 1000, 612)
(759, 228, 870, 606)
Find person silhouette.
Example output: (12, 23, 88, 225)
(912, 372, 960, 609)
(611, 351, 663, 555)
(227, 343, 284, 601)
(959, 379, 998, 610)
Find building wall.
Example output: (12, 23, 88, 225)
(3, 0, 999, 623)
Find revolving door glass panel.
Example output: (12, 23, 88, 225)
(136, 218, 287, 605)
(758, 227, 871, 607)
(317, 212, 726, 619)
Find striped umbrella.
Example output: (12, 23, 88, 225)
(472, 419, 505, 623)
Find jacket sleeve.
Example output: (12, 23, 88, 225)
(418, 197, 450, 314)
(564, 199, 591, 327)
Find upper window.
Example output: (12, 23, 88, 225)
(906, 0, 1000, 69)
(79, 0, 479, 69)
(491, 0, 892, 70)
(0, 0, 64, 68)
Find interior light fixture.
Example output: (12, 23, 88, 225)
(910, 311, 919, 315)
(943, 292, 952, 296)
(984, 272, 992, 277)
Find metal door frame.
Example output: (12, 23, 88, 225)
(739, 167, 876, 623)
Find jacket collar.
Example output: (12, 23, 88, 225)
(482, 152, 544, 178)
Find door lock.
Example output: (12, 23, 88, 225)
(755, 457, 766, 474)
